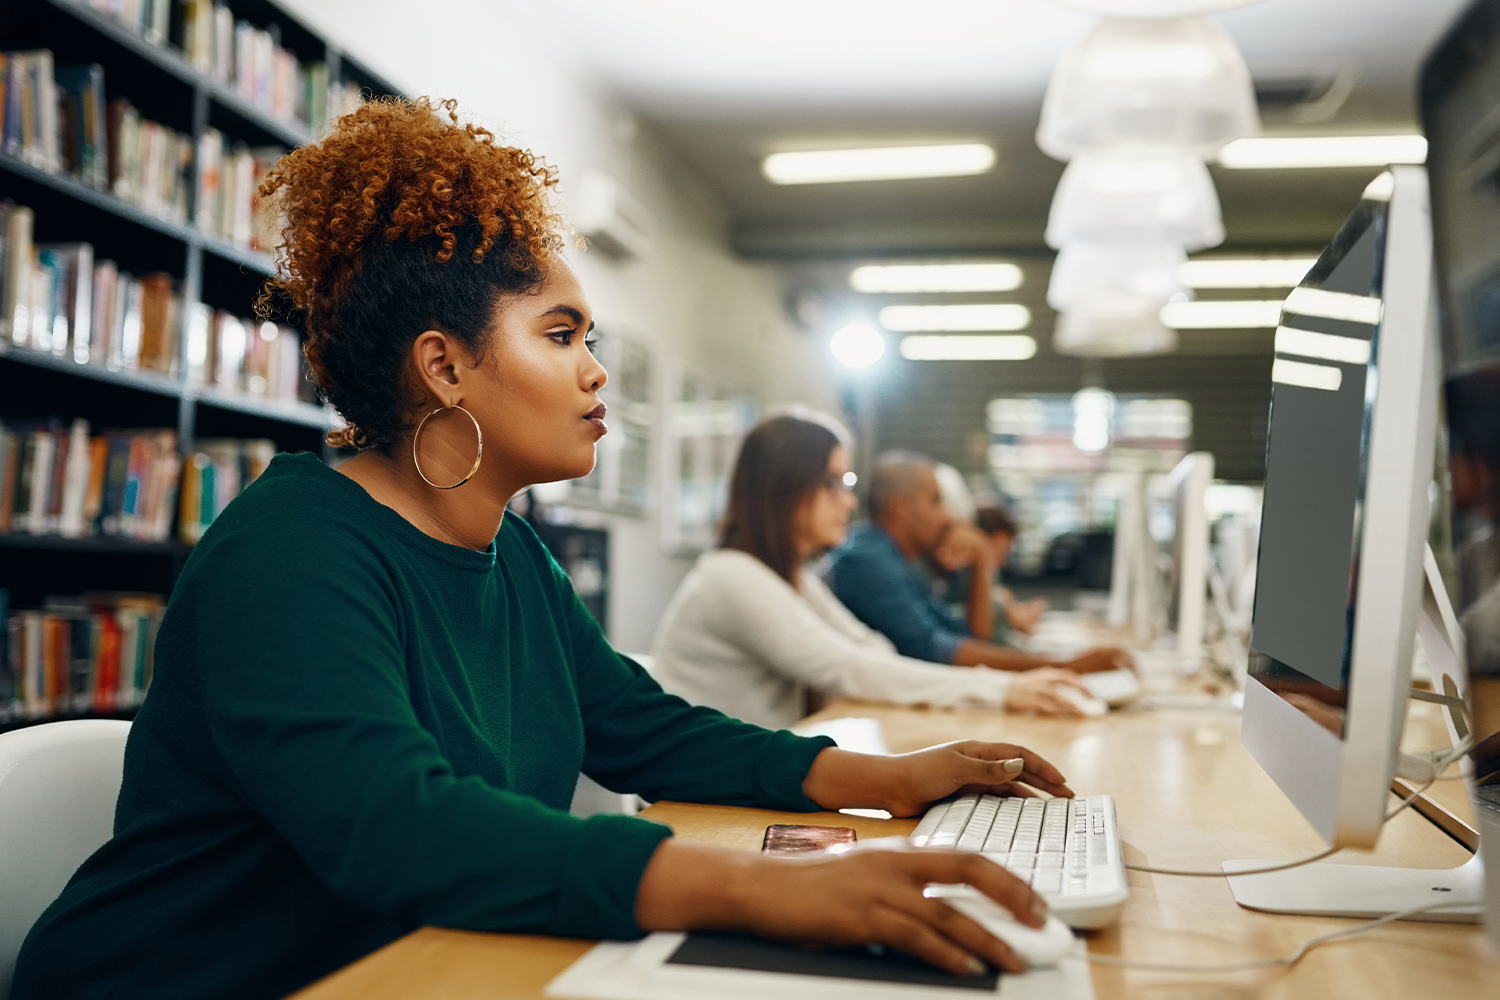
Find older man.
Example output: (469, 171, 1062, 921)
(826, 451, 1124, 674)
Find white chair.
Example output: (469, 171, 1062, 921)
(0, 720, 130, 999)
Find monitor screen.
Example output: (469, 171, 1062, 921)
(1423, 0, 1500, 797)
(1248, 199, 1387, 740)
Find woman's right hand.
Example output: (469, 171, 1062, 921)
(636, 839, 1048, 976)
(1061, 646, 1133, 674)
(1003, 667, 1092, 717)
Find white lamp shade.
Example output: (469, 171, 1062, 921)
(1037, 16, 1260, 159)
(1046, 150, 1224, 251)
(1047, 240, 1188, 312)
(1054, 294, 1181, 357)
(1056, 0, 1262, 17)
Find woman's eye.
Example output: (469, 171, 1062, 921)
(550, 329, 576, 345)
(584, 337, 600, 355)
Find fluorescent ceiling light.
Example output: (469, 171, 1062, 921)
(762, 143, 996, 185)
(1284, 286, 1383, 325)
(1273, 357, 1342, 392)
(1178, 258, 1318, 289)
(899, 335, 1038, 361)
(850, 262, 1022, 293)
(1218, 135, 1427, 169)
(1160, 299, 1283, 329)
(1275, 326, 1371, 366)
(879, 303, 1031, 332)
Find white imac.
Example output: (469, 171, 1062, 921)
(1227, 166, 1483, 919)
(1166, 451, 1213, 665)
(1106, 472, 1155, 638)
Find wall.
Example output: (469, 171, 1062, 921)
(275, 0, 842, 650)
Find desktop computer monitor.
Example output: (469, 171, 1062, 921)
(1165, 452, 1213, 665)
(1422, 0, 1500, 955)
(1106, 456, 1212, 660)
(1227, 166, 1482, 920)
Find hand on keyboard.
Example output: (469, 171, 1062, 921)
(1057, 646, 1133, 674)
(864, 740, 1073, 819)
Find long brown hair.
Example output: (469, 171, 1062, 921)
(718, 409, 852, 585)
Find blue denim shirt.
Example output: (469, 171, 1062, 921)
(824, 521, 970, 664)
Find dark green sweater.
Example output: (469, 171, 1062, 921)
(12, 453, 833, 1000)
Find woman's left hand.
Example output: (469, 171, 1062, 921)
(801, 742, 1073, 819)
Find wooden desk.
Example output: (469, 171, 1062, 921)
(293, 700, 1500, 999)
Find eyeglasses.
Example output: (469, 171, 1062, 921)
(822, 471, 858, 493)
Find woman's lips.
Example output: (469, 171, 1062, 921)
(585, 403, 607, 434)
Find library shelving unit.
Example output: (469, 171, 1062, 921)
(0, 0, 401, 729)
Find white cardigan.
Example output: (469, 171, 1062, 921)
(650, 549, 1012, 729)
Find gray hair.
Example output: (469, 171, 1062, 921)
(867, 450, 934, 518)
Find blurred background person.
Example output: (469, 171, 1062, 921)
(974, 505, 1048, 642)
(825, 451, 1127, 674)
(651, 411, 1094, 727)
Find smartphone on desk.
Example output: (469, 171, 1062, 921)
(761, 824, 856, 857)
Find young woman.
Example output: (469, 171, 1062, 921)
(652, 410, 1095, 727)
(10, 99, 1070, 999)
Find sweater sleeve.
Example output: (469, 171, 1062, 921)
(195, 522, 675, 941)
(550, 558, 836, 808)
(700, 555, 1012, 711)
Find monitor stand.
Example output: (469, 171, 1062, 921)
(1224, 546, 1484, 923)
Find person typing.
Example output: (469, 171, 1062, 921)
(825, 451, 1126, 675)
(652, 411, 1093, 725)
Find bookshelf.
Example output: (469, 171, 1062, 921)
(0, 0, 402, 730)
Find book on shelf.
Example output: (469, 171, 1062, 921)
(1, 205, 184, 372)
(201, 308, 312, 402)
(183, 1, 347, 137)
(0, 588, 165, 724)
(0, 50, 61, 173)
(0, 418, 286, 545)
(54, 62, 108, 191)
(0, 418, 180, 542)
(195, 127, 283, 251)
(178, 437, 274, 543)
(105, 96, 193, 225)
(83, 0, 173, 47)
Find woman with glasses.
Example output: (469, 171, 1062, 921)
(652, 410, 1094, 728)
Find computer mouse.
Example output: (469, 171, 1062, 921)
(1056, 685, 1109, 717)
(924, 883, 1076, 966)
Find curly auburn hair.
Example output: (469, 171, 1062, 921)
(256, 97, 564, 450)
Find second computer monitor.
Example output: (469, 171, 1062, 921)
(1242, 166, 1441, 849)
(1166, 451, 1213, 665)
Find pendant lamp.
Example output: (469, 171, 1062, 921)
(1056, 0, 1262, 16)
(1046, 149, 1224, 251)
(1037, 16, 1259, 159)
(1047, 240, 1187, 313)
(1054, 294, 1181, 357)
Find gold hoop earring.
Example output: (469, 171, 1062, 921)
(412, 404, 483, 489)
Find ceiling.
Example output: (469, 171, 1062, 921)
(513, 0, 1474, 481)
(526, 0, 1468, 256)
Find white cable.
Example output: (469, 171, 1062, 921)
(1124, 736, 1474, 877)
(1083, 899, 1475, 973)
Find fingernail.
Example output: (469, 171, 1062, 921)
(963, 956, 987, 977)
(1003, 757, 1025, 773)
(1031, 899, 1049, 925)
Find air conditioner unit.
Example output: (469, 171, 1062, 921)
(576, 171, 651, 260)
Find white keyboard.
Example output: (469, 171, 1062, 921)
(1081, 668, 1141, 706)
(909, 794, 1128, 929)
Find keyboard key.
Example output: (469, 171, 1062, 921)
(929, 795, 978, 847)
